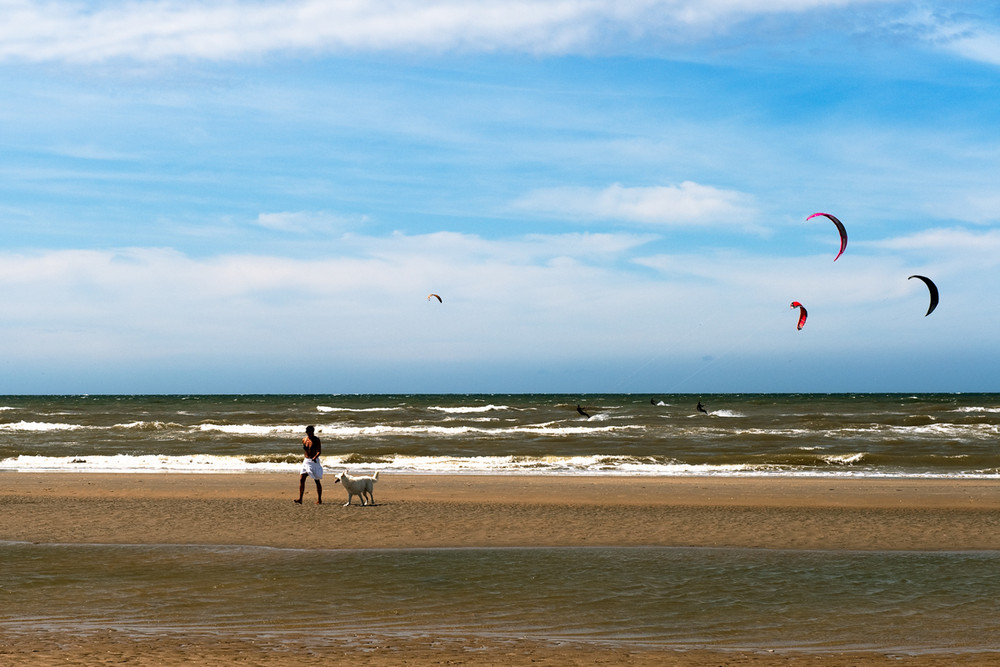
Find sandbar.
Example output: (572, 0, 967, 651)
(3, 473, 1000, 551)
(3, 473, 1000, 666)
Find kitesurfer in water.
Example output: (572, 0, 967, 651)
(577, 404, 590, 418)
(697, 401, 708, 414)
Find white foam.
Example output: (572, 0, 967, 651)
(0, 421, 85, 432)
(0, 454, 272, 473)
(3, 452, 995, 478)
(112, 421, 180, 430)
(315, 423, 642, 438)
(429, 405, 511, 413)
(196, 423, 303, 435)
(316, 406, 403, 413)
(821, 452, 866, 465)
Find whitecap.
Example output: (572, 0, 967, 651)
(0, 421, 84, 432)
(196, 423, 303, 435)
(822, 453, 865, 465)
(317, 406, 403, 413)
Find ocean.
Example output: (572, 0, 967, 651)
(3, 393, 1000, 656)
(2, 392, 1000, 477)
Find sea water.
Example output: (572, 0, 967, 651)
(3, 543, 1000, 654)
(2, 393, 1000, 476)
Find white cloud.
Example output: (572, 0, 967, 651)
(860, 228, 1000, 294)
(0, 232, 660, 359)
(514, 181, 757, 227)
(255, 210, 368, 234)
(0, 0, 893, 63)
(0, 227, 994, 391)
(893, 6, 1000, 67)
(945, 29, 1000, 66)
(868, 227, 1000, 255)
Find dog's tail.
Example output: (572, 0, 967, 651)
(373, 471, 380, 481)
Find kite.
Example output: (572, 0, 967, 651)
(907, 275, 939, 316)
(427, 294, 442, 303)
(790, 301, 808, 330)
(806, 212, 848, 261)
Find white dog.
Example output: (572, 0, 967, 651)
(333, 470, 379, 506)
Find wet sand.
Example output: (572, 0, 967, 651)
(3, 473, 1000, 665)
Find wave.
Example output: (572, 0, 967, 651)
(3, 453, 998, 478)
(5, 417, 999, 445)
(429, 404, 511, 413)
(113, 421, 185, 431)
(0, 419, 637, 439)
(0, 421, 85, 432)
(316, 406, 403, 413)
(837, 423, 1000, 440)
(820, 452, 866, 465)
(196, 423, 304, 435)
(313, 423, 642, 438)
(695, 423, 1000, 441)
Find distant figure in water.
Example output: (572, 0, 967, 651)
(576, 404, 590, 418)
(697, 401, 708, 414)
(650, 397, 657, 405)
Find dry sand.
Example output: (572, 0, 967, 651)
(3, 472, 1000, 665)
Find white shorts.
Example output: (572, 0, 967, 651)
(300, 458, 323, 480)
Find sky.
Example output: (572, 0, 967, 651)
(2, 0, 1000, 394)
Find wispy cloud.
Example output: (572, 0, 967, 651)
(514, 182, 757, 227)
(869, 226, 1000, 256)
(0, 0, 893, 63)
(947, 29, 1000, 66)
(891, 5, 1000, 67)
(255, 210, 369, 234)
(0, 232, 738, 368)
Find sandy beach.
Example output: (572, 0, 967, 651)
(4, 473, 1000, 551)
(4, 472, 1000, 665)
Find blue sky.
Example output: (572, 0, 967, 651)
(2, 0, 1000, 394)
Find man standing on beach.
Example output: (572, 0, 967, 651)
(295, 425, 323, 504)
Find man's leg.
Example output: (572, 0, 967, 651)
(314, 480, 322, 504)
(295, 473, 307, 503)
